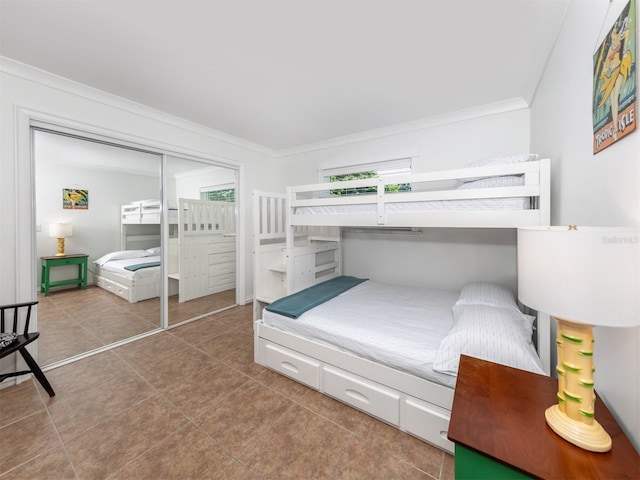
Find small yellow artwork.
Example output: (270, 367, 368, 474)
(63, 188, 88, 210)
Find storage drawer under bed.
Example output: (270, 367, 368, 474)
(256, 336, 454, 453)
(323, 366, 400, 427)
(263, 342, 321, 389)
(405, 397, 454, 453)
(96, 276, 130, 301)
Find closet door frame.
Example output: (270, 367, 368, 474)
(15, 107, 245, 364)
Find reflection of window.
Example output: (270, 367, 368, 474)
(322, 158, 412, 196)
(200, 183, 235, 202)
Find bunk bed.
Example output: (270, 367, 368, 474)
(120, 198, 179, 225)
(94, 198, 236, 303)
(253, 156, 551, 453)
(170, 198, 236, 303)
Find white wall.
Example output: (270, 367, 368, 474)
(35, 155, 160, 285)
(279, 108, 532, 292)
(531, 0, 639, 451)
(0, 58, 282, 309)
(172, 159, 237, 200)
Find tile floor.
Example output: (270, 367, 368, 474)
(0, 304, 455, 480)
(37, 286, 236, 366)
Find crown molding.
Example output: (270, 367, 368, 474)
(0, 56, 275, 157)
(2, 56, 531, 160)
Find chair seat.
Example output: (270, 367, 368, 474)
(0, 332, 39, 358)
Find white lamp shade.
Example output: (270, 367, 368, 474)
(49, 223, 73, 238)
(517, 226, 639, 327)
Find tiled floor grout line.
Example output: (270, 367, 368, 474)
(36, 380, 82, 480)
(326, 427, 359, 479)
(189, 412, 262, 479)
(4, 299, 453, 479)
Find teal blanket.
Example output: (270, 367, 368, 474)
(265, 276, 367, 319)
(124, 261, 161, 271)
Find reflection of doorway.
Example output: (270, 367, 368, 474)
(33, 130, 239, 367)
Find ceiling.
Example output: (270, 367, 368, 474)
(0, 0, 571, 152)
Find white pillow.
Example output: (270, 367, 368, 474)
(455, 282, 519, 312)
(457, 175, 525, 190)
(466, 153, 538, 168)
(144, 246, 161, 256)
(93, 250, 146, 266)
(433, 305, 545, 377)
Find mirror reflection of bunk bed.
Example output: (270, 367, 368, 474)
(94, 198, 235, 303)
(169, 198, 236, 303)
(253, 156, 551, 453)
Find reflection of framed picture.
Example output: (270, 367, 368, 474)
(63, 188, 89, 210)
(593, 0, 637, 154)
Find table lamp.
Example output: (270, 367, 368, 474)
(517, 226, 639, 452)
(49, 223, 73, 256)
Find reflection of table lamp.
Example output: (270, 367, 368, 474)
(517, 226, 639, 452)
(49, 223, 73, 256)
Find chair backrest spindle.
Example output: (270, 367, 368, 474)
(0, 301, 36, 335)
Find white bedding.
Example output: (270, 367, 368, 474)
(262, 280, 459, 388)
(94, 255, 161, 280)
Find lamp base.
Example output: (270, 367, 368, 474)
(545, 404, 612, 452)
(55, 237, 66, 256)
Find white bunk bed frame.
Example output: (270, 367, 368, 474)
(120, 199, 179, 225)
(253, 159, 552, 453)
(95, 198, 235, 303)
(120, 199, 177, 253)
(173, 198, 236, 303)
(288, 158, 550, 229)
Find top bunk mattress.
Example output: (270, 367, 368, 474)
(262, 280, 459, 388)
(295, 196, 530, 216)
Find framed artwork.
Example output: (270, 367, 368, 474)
(593, 0, 637, 154)
(63, 188, 89, 210)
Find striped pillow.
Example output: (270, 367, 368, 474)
(433, 304, 544, 377)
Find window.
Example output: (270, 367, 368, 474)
(322, 158, 412, 196)
(200, 183, 235, 202)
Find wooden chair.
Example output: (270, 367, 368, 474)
(0, 301, 55, 396)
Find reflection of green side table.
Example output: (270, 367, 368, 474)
(41, 254, 89, 296)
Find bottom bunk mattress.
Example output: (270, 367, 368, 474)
(262, 279, 459, 389)
(93, 249, 161, 302)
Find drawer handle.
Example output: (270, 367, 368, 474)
(280, 361, 299, 374)
(346, 389, 370, 405)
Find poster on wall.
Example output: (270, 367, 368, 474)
(63, 188, 89, 210)
(593, 0, 637, 154)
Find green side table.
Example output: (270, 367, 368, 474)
(40, 254, 89, 296)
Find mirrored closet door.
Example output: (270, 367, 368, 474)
(34, 129, 163, 366)
(165, 156, 237, 326)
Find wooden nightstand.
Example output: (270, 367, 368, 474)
(448, 355, 639, 479)
(40, 254, 89, 296)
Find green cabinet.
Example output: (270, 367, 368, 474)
(41, 254, 88, 296)
(454, 444, 531, 480)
